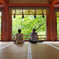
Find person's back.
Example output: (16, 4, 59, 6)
(15, 29, 23, 44)
(31, 32, 37, 42)
(29, 29, 38, 43)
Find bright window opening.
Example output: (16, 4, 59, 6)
(0, 12, 1, 40)
(12, 9, 47, 40)
(56, 12, 59, 40)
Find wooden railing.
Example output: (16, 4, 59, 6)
(0, 35, 1, 39)
(0, 35, 1, 40)
(57, 35, 59, 40)
(11, 35, 46, 40)
(0, 35, 59, 40)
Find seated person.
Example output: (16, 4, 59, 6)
(29, 29, 38, 43)
(14, 29, 24, 44)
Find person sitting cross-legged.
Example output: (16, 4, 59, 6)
(14, 29, 24, 44)
(29, 29, 38, 43)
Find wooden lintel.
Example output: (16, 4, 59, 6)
(55, 2, 59, 5)
(52, 0, 58, 6)
(49, 0, 54, 4)
(0, 7, 4, 9)
(0, 0, 6, 6)
(54, 7, 59, 8)
(7, 4, 50, 7)
(4, 0, 9, 4)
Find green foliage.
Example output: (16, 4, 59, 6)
(56, 12, 59, 40)
(12, 15, 46, 40)
(0, 17, 1, 39)
(0, 18, 1, 35)
(57, 17, 59, 40)
(12, 9, 46, 15)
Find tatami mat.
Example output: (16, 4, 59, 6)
(0, 42, 13, 48)
(31, 43, 59, 59)
(0, 42, 59, 59)
(46, 42, 59, 48)
(0, 42, 28, 59)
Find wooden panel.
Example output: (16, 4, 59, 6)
(1, 7, 12, 41)
(1, 6, 9, 41)
(49, 6, 57, 41)
(46, 15, 50, 41)
(0, 2, 2, 5)
(0, 7, 4, 9)
(3, 0, 9, 4)
(58, 0, 59, 2)
(9, 0, 49, 4)
(55, 2, 59, 5)
(8, 4, 50, 7)
(8, 9, 12, 41)
(0, 0, 6, 6)
(52, 0, 58, 6)
(49, 0, 54, 4)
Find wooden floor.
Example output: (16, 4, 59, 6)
(0, 42, 59, 59)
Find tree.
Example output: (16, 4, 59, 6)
(12, 15, 46, 40)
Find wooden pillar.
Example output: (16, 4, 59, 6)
(1, 6, 9, 41)
(54, 11, 57, 40)
(49, 6, 57, 41)
(49, 0, 54, 4)
(8, 9, 12, 41)
(4, 0, 9, 4)
(46, 15, 50, 41)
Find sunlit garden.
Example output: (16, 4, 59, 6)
(12, 15, 46, 40)
(0, 12, 1, 40)
(0, 10, 59, 40)
(12, 9, 47, 40)
(57, 12, 59, 40)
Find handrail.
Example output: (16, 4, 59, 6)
(12, 35, 46, 36)
(24, 35, 46, 36)
(0, 35, 59, 40)
(0, 35, 1, 39)
(57, 37, 59, 39)
(12, 35, 46, 40)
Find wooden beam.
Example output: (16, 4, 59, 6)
(8, 4, 50, 7)
(2, 0, 6, 6)
(54, 2, 59, 8)
(49, 0, 54, 4)
(0, 7, 4, 9)
(1, 6, 9, 41)
(4, 0, 9, 4)
(54, 7, 59, 8)
(0, 0, 6, 6)
(49, 6, 57, 41)
(0, 2, 2, 5)
(0, 0, 2, 1)
(52, 0, 58, 6)
(0, 0, 2, 2)
(0, 3, 4, 8)
(55, 2, 59, 5)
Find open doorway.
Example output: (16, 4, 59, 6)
(0, 12, 1, 40)
(56, 12, 59, 40)
(12, 9, 47, 40)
